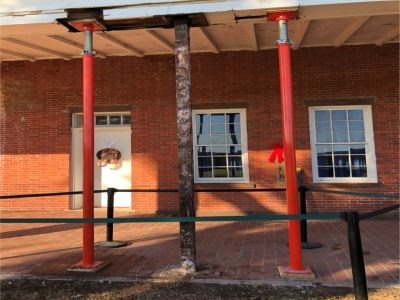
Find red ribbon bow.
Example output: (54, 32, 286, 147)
(268, 144, 284, 163)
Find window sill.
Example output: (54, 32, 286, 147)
(306, 182, 384, 189)
(195, 182, 256, 190)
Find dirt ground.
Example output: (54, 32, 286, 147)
(1, 279, 399, 300)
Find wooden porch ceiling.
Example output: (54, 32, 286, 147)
(0, 12, 398, 61)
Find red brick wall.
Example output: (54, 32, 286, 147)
(1, 44, 399, 213)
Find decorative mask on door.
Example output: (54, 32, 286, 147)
(96, 147, 122, 170)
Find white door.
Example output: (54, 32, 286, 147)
(71, 113, 131, 208)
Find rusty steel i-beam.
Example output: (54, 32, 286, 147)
(174, 16, 196, 273)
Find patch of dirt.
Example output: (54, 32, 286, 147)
(1, 279, 399, 299)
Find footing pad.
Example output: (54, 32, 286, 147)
(278, 266, 315, 280)
(67, 260, 108, 273)
(95, 241, 128, 248)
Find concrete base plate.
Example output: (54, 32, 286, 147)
(67, 260, 108, 273)
(95, 241, 128, 248)
(278, 266, 315, 280)
(302, 242, 323, 249)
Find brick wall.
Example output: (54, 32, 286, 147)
(0, 44, 398, 213)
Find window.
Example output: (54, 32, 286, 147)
(72, 112, 131, 128)
(193, 109, 249, 183)
(309, 105, 377, 183)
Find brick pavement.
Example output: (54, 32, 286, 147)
(0, 209, 398, 286)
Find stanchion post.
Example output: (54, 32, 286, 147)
(106, 188, 116, 242)
(345, 211, 368, 300)
(299, 186, 308, 243)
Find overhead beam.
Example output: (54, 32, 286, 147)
(47, 35, 107, 58)
(333, 16, 369, 47)
(95, 32, 143, 57)
(146, 30, 174, 52)
(0, 48, 35, 61)
(292, 19, 310, 50)
(197, 27, 219, 53)
(375, 27, 399, 46)
(2, 37, 70, 60)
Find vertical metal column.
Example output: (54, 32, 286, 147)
(82, 25, 95, 267)
(174, 16, 196, 273)
(270, 12, 303, 271)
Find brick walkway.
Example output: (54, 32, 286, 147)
(0, 210, 398, 286)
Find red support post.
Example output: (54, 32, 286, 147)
(268, 11, 304, 272)
(82, 29, 95, 267)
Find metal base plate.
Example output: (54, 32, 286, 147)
(67, 260, 108, 273)
(278, 266, 315, 280)
(302, 242, 323, 249)
(95, 241, 128, 248)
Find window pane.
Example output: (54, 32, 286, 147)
(316, 132, 332, 143)
(212, 135, 226, 144)
(316, 111, 330, 122)
(332, 121, 348, 132)
(96, 116, 108, 125)
(109, 115, 122, 125)
(227, 123, 241, 134)
(197, 146, 211, 156)
(211, 114, 225, 124)
(334, 156, 349, 167)
(214, 167, 228, 177)
(74, 115, 83, 128)
(228, 146, 242, 155)
(318, 167, 333, 177)
(317, 145, 332, 155)
(211, 125, 225, 134)
(229, 167, 243, 178)
(352, 167, 367, 177)
(122, 115, 131, 125)
(349, 121, 364, 131)
(212, 146, 226, 155)
(196, 114, 210, 134)
(316, 121, 331, 132)
(199, 168, 212, 178)
(197, 134, 211, 145)
(332, 110, 346, 121)
(350, 132, 365, 142)
(228, 156, 242, 166)
(213, 156, 227, 167)
(348, 109, 363, 120)
(227, 134, 241, 144)
(335, 167, 350, 177)
(333, 144, 349, 154)
(351, 155, 368, 177)
(317, 155, 333, 166)
(226, 113, 240, 123)
(350, 144, 366, 154)
(198, 157, 212, 167)
(333, 132, 348, 142)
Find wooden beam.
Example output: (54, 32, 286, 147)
(2, 37, 70, 60)
(292, 20, 310, 50)
(146, 30, 174, 51)
(249, 24, 258, 51)
(1, 49, 35, 61)
(334, 16, 369, 47)
(95, 32, 143, 57)
(375, 27, 399, 45)
(46, 35, 107, 58)
(174, 16, 196, 274)
(198, 27, 219, 53)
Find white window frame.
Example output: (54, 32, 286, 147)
(72, 112, 131, 128)
(309, 105, 377, 183)
(192, 108, 249, 183)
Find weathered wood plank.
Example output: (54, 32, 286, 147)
(174, 16, 196, 273)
